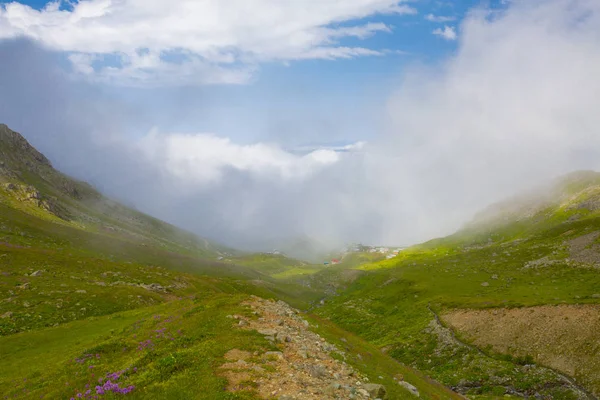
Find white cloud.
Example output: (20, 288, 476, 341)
(0, 0, 415, 85)
(3, 0, 600, 252)
(377, 0, 600, 243)
(138, 130, 350, 184)
(432, 25, 457, 40)
(425, 13, 456, 23)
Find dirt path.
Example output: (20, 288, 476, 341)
(219, 296, 393, 399)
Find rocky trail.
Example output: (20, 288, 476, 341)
(220, 296, 418, 399)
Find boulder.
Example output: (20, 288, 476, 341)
(399, 381, 420, 397)
(364, 383, 387, 398)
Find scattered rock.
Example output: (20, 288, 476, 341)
(258, 328, 278, 336)
(30, 270, 42, 277)
(481, 282, 490, 287)
(307, 364, 328, 379)
(139, 283, 168, 293)
(221, 296, 376, 399)
(276, 332, 291, 343)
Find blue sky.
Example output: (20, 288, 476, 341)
(0, 0, 504, 147)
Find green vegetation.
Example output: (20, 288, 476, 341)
(0, 124, 460, 399)
(0, 293, 264, 399)
(5, 123, 600, 398)
(315, 171, 600, 398)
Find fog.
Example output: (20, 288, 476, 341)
(1, 0, 600, 252)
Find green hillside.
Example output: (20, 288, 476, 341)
(0, 124, 460, 399)
(316, 171, 600, 399)
(7, 122, 600, 399)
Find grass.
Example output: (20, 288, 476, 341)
(314, 193, 600, 397)
(306, 313, 463, 400)
(6, 125, 600, 398)
(0, 139, 457, 399)
(316, 210, 600, 398)
(0, 293, 265, 399)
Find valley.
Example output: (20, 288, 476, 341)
(2, 124, 600, 399)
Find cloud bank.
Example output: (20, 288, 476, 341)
(0, 0, 415, 85)
(2, 0, 600, 253)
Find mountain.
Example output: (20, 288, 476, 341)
(315, 170, 600, 399)
(466, 170, 600, 232)
(0, 124, 458, 400)
(0, 123, 231, 259)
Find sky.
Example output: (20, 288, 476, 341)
(1, 0, 600, 253)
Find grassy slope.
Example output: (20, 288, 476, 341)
(0, 206, 459, 399)
(0, 124, 458, 399)
(316, 172, 600, 399)
(0, 124, 229, 261)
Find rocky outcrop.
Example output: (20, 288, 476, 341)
(3, 183, 71, 220)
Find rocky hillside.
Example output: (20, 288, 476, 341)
(0, 123, 229, 259)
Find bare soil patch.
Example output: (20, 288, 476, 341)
(443, 305, 600, 397)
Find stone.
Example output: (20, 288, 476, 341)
(140, 283, 167, 293)
(399, 381, 420, 397)
(307, 364, 328, 378)
(1, 311, 13, 319)
(297, 350, 308, 359)
(592, 294, 600, 299)
(364, 383, 387, 398)
(481, 282, 490, 287)
(276, 332, 291, 343)
(258, 328, 278, 336)
(238, 319, 249, 327)
(30, 270, 42, 277)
